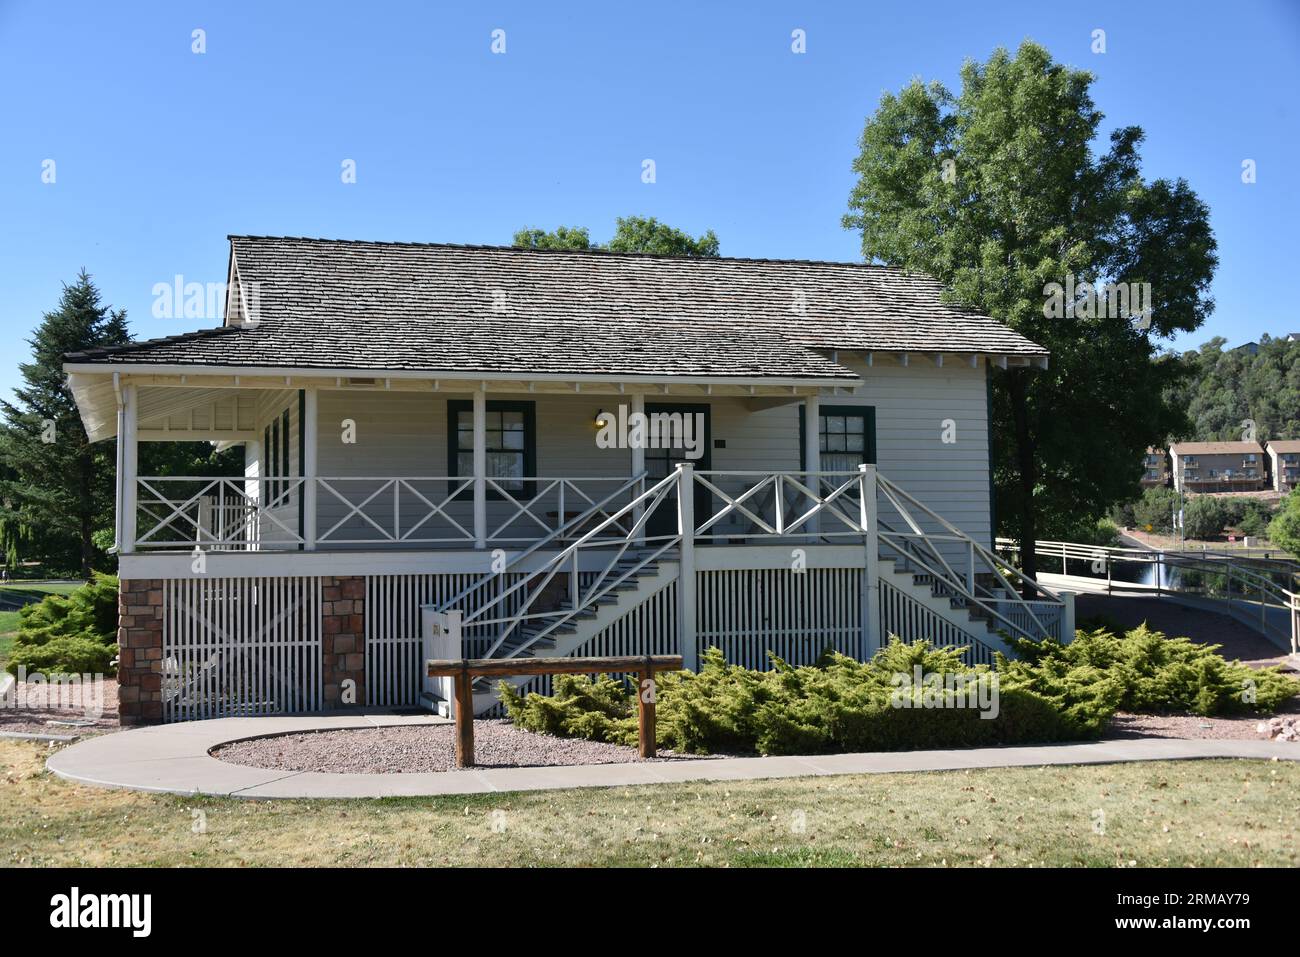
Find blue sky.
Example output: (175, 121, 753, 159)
(1, 0, 1297, 398)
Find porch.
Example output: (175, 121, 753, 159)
(100, 372, 1068, 723)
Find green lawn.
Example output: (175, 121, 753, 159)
(0, 610, 19, 669)
(0, 582, 81, 601)
(3, 740, 1297, 867)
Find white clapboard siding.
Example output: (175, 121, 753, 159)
(162, 576, 322, 722)
(295, 367, 991, 550)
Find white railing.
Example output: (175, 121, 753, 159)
(448, 471, 682, 661)
(315, 477, 474, 545)
(483, 476, 644, 544)
(136, 476, 303, 550)
(436, 464, 1069, 677)
(872, 473, 1066, 645)
(1001, 538, 1300, 654)
(692, 470, 871, 541)
(133, 474, 651, 552)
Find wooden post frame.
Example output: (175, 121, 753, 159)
(426, 654, 684, 768)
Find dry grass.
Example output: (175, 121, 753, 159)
(3, 740, 1298, 867)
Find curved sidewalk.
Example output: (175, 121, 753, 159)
(45, 714, 1300, 799)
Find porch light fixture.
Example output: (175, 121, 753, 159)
(594, 409, 611, 429)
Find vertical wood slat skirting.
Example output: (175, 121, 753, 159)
(158, 564, 875, 722)
(161, 576, 322, 722)
(695, 567, 863, 668)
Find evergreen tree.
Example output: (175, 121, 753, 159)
(0, 272, 129, 577)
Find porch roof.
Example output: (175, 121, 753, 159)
(65, 235, 1049, 379)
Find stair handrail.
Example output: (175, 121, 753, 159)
(471, 474, 682, 659)
(878, 473, 1062, 602)
(447, 471, 677, 627)
(436, 471, 650, 614)
(878, 532, 1060, 643)
(875, 473, 1063, 641)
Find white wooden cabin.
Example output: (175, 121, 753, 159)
(66, 236, 1067, 723)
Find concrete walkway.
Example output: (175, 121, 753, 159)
(44, 714, 1300, 799)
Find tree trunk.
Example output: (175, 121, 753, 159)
(79, 456, 94, 580)
(1007, 370, 1038, 594)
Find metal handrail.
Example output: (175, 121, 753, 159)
(435, 471, 650, 615)
(1002, 538, 1300, 654)
(470, 473, 681, 660)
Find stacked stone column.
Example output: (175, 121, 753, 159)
(322, 575, 366, 708)
(117, 578, 164, 724)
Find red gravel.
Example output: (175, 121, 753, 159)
(0, 677, 118, 737)
(212, 720, 711, 774)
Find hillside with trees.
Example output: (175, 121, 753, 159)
(1164, 335, 1300, 444)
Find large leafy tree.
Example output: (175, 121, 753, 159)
(843, 41, 1217, 579)
(513, 216, 720, 257)
(0, 272, 129, 577)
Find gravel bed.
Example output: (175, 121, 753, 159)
(0, 677, 118, 737)
(1106, 696, 1300, 742)
(212, 719, 713, 774)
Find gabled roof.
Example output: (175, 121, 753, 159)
(65, 235, 1049, 379)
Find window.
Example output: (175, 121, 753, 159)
(447, 401, 537, 496)
(804, 405, 876, 470)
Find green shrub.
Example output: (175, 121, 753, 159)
(1057, 517, 1122, 547)
(502, 629, 1299, 756)
(1003, 625, 1296, 716)
(503, 641, 1117, 756)
(1268, 496, 1300, 555)
(7, 574, 119, 676)
(1238, 504, 1272, 538)
(7, 635, 117, 676)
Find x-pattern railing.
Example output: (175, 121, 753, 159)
(485, 477, 637, 543)
(315, 477, 474, 544)
(136, 477, 303, 548)
(692, 470, 868, 540)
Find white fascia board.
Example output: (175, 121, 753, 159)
(61, 363, 861, 390)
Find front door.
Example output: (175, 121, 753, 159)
(645, 403, 711, 540)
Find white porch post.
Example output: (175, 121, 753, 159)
(302, 388, 318, 550)
(859, 463, 878, 657)
(676, 462, 697, 671)
(803, 394, 820, 536)
(630, 392, 646, 546)
(473, 388, 487, 549)
(1061, 591, 1076, 643)
(120, 383, 138, 554)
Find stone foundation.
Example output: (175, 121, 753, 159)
(117, 578, 164, 725)
(322, 575, 366, 708)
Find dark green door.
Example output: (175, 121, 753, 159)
(645, 403, 711, 540)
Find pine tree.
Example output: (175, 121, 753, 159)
(0, 271, 129, 577)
